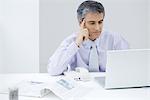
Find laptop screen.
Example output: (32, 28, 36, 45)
(105, 49, 150, 89)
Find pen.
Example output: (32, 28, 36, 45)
(30, 81, 43, 84)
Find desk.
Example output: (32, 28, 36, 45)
(0, 73, 149, 100)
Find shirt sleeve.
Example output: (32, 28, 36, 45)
(47, 35, 79, 75)
(113, 33, 129, 50)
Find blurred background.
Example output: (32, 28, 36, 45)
(0, 0, 150, 73)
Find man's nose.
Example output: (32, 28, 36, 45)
(95, 24, 100, 31)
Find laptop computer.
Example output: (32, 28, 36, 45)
(95, 49, 150, 89)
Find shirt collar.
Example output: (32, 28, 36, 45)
(82, 37, 99, 49)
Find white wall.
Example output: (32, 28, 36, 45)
(39, 0, 149, 72)
(148, 0, 150, 84)
(0, 0, 39, 73)
(102, 0, 148, 49)
(0, 0, 3, 70)
(149, 0, 150, 48)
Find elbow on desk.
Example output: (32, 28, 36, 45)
(47, 58, 69, 76)
(48, 69, 61, 76)
(47, 64, 64, 76)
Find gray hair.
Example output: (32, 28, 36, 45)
(77, 0, 105, 23)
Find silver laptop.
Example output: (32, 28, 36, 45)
(95, 49, 150, 89)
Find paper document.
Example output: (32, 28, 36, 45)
(48, 78, 92, 100)
(0, 80, 51, 98)
(0, 77, 92, 99)
(16, 80, 51, 98)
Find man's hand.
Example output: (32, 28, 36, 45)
(75, 19, 89, 47)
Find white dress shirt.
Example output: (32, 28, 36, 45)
(47, 30, 129, 75)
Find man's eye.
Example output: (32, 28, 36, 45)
(98, 21, 102, 24)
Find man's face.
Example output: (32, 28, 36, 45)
(82, 12, 104, 41)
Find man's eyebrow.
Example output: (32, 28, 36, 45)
(88, 19, 104, 22)
(99, 19, 104, 21)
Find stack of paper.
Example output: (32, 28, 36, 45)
(0, 77, 92, 99)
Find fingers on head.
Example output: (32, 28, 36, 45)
(80, 19, 85, 29)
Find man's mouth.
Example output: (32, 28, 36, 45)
(92, 31, 101, 34)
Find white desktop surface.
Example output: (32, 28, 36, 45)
(0, 73, 149, 100)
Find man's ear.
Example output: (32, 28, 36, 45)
(79, 21, 82, 26)
(79, 20, 83, 25)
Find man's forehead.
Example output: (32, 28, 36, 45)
(85, 12, 104, 21)
(87, 19, 103, 22)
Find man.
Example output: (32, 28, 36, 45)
(47, 0, 129, 75)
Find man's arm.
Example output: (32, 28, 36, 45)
(48, 20, 90, 75)
(47, 35, 79, 75)
(113, 33, 129, 50)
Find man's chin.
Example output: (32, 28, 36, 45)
(89, 37, 97, 41)
(89, 35, 100, 41)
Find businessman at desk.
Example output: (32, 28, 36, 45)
(47, 0, 129, 75)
